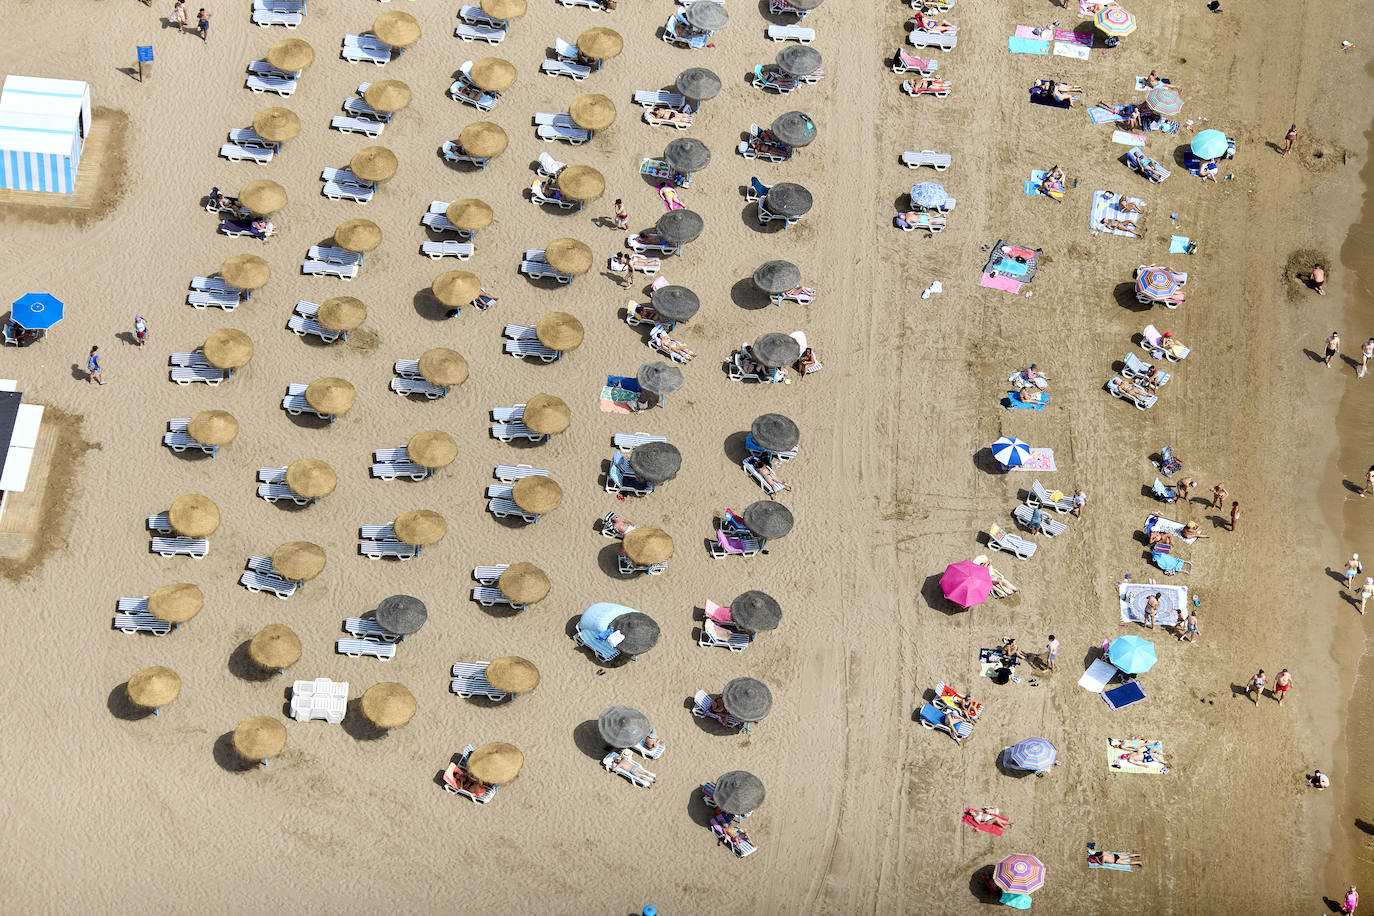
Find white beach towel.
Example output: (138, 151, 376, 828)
(1118, 583, 1186, 627)
(1053, 42, 1090, 60)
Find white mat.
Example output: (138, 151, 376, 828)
(1118, 583, 1187, 627)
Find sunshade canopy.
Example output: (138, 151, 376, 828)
(285, 459, 336, 499)
(169, 493, 219, 538)
(995, 854, 1046, 895)
(10, 293, 63, 330)
(148, 583, 203, 623)
(267, 38, 314, 72)
(1192, 128, 1229, 159)
(360, 682, 416, 728)
(407, 430, 458, 469)
(910, 180, 948, 208)
(535, 312, 585, 350)
(469, 58, 517, 92)
(375, 595, 428, 635)
(1006, 737, 1058, 770)
(481, 0, 526, 19)
(445, 198, 493, 231)
(458, 121, 507, 158)
(512, 475, 563, 514)
(1095, 4, 1136, 35)
(350, 146, 398, 182)
(1108, 635, 1157, 673)
(656, 209, 703, 245)
(334, 218, 382, 253)
(771, 110, 817, 147)
(751, 413, 800, 452)
(317, 296, 366, 331)
(723, 677, 773, 721)
(418, 348, 469, 386)
(271, 540, 326, 581)
(752, 332, 802, 368)
(569, 93, 616, 131)
(127, 666, 181, 709)
(730, 590, 782, 632)
(991, 436, 1030, 468)
(545, 238, 593, 275)
(743, 500, 793, 539)
(557, 165, 605, 201)
(498, 562, 550, 604)
(598, 705, 651, 747)
(684, 1, 729, 31)
(676, 67, 722, 101)
(609, 611, 660, 654)
(941, 560, 993, 608)
(249, 624, 301, 670)
(220, 253, 270, 290)
(233, 716, 287, 761)
(363, 79, 412, 112)
(577, 27, 623, 59)
(486, 656, 540, 693)
(623, 527, 673, 565)
(753, 260, 801, 294)
(523, 393, 570, 434)
(629, 441, 681, 483)
(776, 46, 822, 78)
(203, 328, 253, 369)
(394, 509, 446, 546)
(650, 285, 699, 321)
(468, 742, 523, 783)
(764, 182, 813, 217)
(238, 179, 287, 214)
(664, 137, 711, 172)
(252, 107, 300, 142)
(1135, 266, 1183, 300)
(636, 361, 685, 395)
(304, 377, 355, 416)
(372, 10, 421, 47)
(1143, 85, 1182, 116)
(433, 270, 481, 307)
(713, 770, 765, 814)
(187, 410, 238, 446)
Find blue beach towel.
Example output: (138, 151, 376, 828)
(1169, 235, 1192, 254)
(1008, 36, 1050, 54)
(1102, 681, 1146, 709)
(1089, 106, 1126, 124)
(1023, 170, 1047, 195)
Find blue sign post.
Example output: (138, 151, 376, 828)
(136, 45, 153, 82)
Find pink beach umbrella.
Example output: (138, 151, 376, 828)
(941, 561, 993, 608)
(1096, 5, 1136, 36)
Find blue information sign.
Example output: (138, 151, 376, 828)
(137, 46, 154, 63)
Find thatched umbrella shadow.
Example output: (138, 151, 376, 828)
(212, 731, 258, 772)
(107, 682, 154, 721)
(340, 698, 389, 741)
(228, 640, 279, 682)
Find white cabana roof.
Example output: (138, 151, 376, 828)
(1, 76, 88, 119)
(0, 110, 78, 156)
(0, 403, 42, 492)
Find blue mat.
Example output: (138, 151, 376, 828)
(1102, 681, 1146, 709)
(1169, 235, 1192, 254)
(1008, 36, 1050, 54)
(1023, 170, 1048, 195)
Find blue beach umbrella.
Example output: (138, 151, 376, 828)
(1108, 635, 1157, 673)
(1006, 737, 1058, 771)
(1191, 129, 1228, 159)
(991, 437, 1030, 468)
(910, 181, 947, 208)
(10, 292, 64, 330)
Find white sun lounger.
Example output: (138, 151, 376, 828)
(245, 73, 297, 96)
(281, 383, 333, 420)
(1012, 504, 1068, 537)
(170, 366, 228, 386)
(901, 149, 952, 170)
(742, 457, 787, 495)
(441, 140, 488, 169)
(146, 513, 173, 534)
(258, 481, 313, 505)
(253, 7, 303, 28)
(1107, 376, 1158, 410)
(341, 98, 389, 121)
(163, 419, 217, 456)
(505, 339, 561, 362)
(151, 537, 208, 558)
(473, 564, 510, 584)
(113, 612, 173, 636)
(634, 90, 687, 109)
(613, 433, 666, 452)
(451, 663, 509, 700)
(529, 180, 580, 210)
(371, 459, 431, 481)
(187, 289, 242, 310)
(490, 421, 545, 443)
(491, 405, 525, 422)
(240, 561, 298, 599)
(421, 240, 474, 260)
(908, 29, 957, 50)
(1026, 479, 1075, 514)
(459, 5, 506, 26)
(359, 539, 418, 559)
(389, 377, 447, 399)
(344, 618, 402, 642)
(301, 260, 359, 280)
(520, 258, 572, 283)
(488, 497, 538, 523)
(393, 359, 421, 379)
(455, 21, 507, 43)
(290, 678, 348, 723)
(258, 466, 285, 483)
(537, 124, 591, 145)
(330, 115, 384, 138)
(287, 314, 341, 343)
(699, 619, 752, 651)
(341, 40, 392, 66)
(219, 142, 275, 164)
(650, 326, 692, 363)
(337, 637, 396, 660)
(117, 597, 149, 613)
(1141, 324, 1190, 361)
(321, 167, 370, 186)
(308, 246, 363, 265)
(494, 465, 547, 484)
(626, 235, 679, 255)
(603, 751, 656, 788)
(987, 523, 1036, 559)
(559, 0, 609, 9)
(766, 23, 814, 42)
(421, 212, 474, 238)
(322, 181, 375, 203)
(540, 59, 592, 81)
(471, 586, 524, 609)
(190, 276, 242, 294)
(247, 61, 294, 78)
(359, 524, 396, 540)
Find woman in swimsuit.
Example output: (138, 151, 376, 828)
(1101, 218, 1139, 236)
(970, 808, 1012, 828)
(1089, 850, 1144, 866)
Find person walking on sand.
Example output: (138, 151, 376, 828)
(1211, 483, 1228, 509)
(1229, 501, 1241, 531)
(86, 345, 103, 386)
(1071, 487, 1087, 518)
(1343, 885, 1359, 914)
(171, 0, 188, 30)
(1248, 669, 1266, 705)
(1312, 264, 1327, 295)
(1363, 466, 1374, 497)
(1177, 476, 1195, 503)
(1144, 593, 1160, 630)
(1179, 609, 1199, 642)
(196, 8, 212, 42)
(1360, 578, 1373, 615)
(1282, 124, 1298, 157)
(1325, 331, 1340, 366)
(1045, 635, 1059, 671)
(613, 198, 628, 231)
(1360, 338, 1374, 379)
(1273, 668, 1293, 705)
(1345, 554, 1364, 589)
(134, 315, 147, 347)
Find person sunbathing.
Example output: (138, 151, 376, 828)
(1100, 217, 1139, 236)
(750, 136, 791, 159)
(610, 753, 655, 784)
(941, 710, 968, 744)
(785, 284, 815, 300)
(250, 219, 277, 239)
(452, 82, 487, 104)
(602, 511, 637, 537)
(1145, 70, 1163, 87)
(999, 638, 1024, 665)
(657, 184, 683, 210)
(538, 179, 564, 200)
(1033, 80, 1080, 103)
(911, 13, 956, 32)
(473, 288, 498, 310)
(1180, 521, 1211, 540)
(450, 766, 490, 796)
(641, 734, 662, 752)
(634, 231, 667, 247)
(971, 807, 1012, 828)
(708, 694, 730, 719)
(653, 326, 695, 360)
(905, 78, 950, 94)
(1117, 196, 1146, 214)
(1015, 387, 1047, 405)
(1138, 366, 1164, 391)
(1089, 849, 1144, 866)
(1157, 331, 1187, 357)
(1017, 364, 1049, 387)
(1148, 530, 1174, 548)
(1198, 159, 1219, 182)
(1118, 746, 1168, 767)
(209, 187, 251, 218)
(1115, 377, 1153, 401)
(646, 106, 691, 125)
(795, 347, 819, 376)
(718, 820, 752, 847)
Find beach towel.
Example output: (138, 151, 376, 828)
(1102, 681, 1146, 709)
(963, 810, 1005, 836)
(600, 375, 642, 414)
(1111, 129, 1147, 146)
(1107, 744, 1168, 774)
(1090, 190, 1145, 238)
(981, 274, 1022, 294)
(1054, 29, 1093, 45)
(1089, 106, 1126, 124)
(1077, 659, 1118, 693)
(1053, 43, 1091, 60)
(1030, 90, 1072, 109)
(1169, 235, 1192, 254)
(1088, 853, 1136, 871)
(1134, 76, 1171, 90)
(1015, 25, 1053, 39)
(1008, 36, 1050, 54)
(1118, 583, 1186, 627)
(1023, 170, 1048, 196)
(1078, 0, 1097, 14)
(1010, 448, 1055, 472)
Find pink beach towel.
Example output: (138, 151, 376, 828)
(1054, 29, 1092, 45)
(657, 184, 684, 211)
(963, 810, 1005, 836)
(981, 274, 1022, 294)
(1014, 24, 1051, 39)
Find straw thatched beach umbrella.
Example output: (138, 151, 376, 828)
(267, 38, 314, 72)
(787, 0, 825, 8)
(545, 238, 593, 276)
(609, 611, 660, 654)
(407, 430, 457, 469)
(394, 509, 446, 546)
(375, 595, 428, 635)
(629, 442, 681, 483)
(655, 209, 703, 246)
(203, 328, 253, 370)
(169, 493, 219, 538)
(650, 285, 699, 322)
(361, 682, 416, 730)
(317, 296, 366, 333)
(127, 666, 181, 713)
(664, 138, 710, 173)
(486, 656, 540, 694)
(469, 58, 517, 92)
(675, 67, 721, 102)
(577, 27, 623, 61)
(771, 110, 817, 148)
(418, 348, 468, 387)
(187, 410, 237, 447)
(271, 540, 325, 582)
(636, 361, 685, 397)
(744, 500, 793, 539)
(535, 312, 585, 351)
(148, 583, 203, 624)
(372, 10, 421, 48)
(458, 121, 508, 159)
(249, 624, 301, 671)
(233, 716, 287, 765)
(432, 270, 481, 308)
(683, 1, 729, 31)
(624, 527, 673, 565)
(468, 743, 523, 783)
(723, 677, 773, 722)
(523, 394, 571, 435)
(252, 107, 300, 143)
(751, 413, 800, 452)
(238, 179, 287, 215)
(713, 770, 765, 815)
(481, 0, 526, 20)
(220, 253, 269, 290)
(752, 332, 802, 368)
(731, 590, 782, 632)
(557, 165, 605, 203)
(765, 183, 813, 218)
(776, 46, 822, 79)
(598, 706, 651, 747)
(753, 260, 801, 295)
(363, 79, 412, 113)
(498, 562, 550, 605)
(285, 459, 336, 500)
(445, 199, 494, 232)
(512, 476, 563, 515)
(304, 377, 355, 418)
(350, 146, 398, 182)
(334, 219, 382, 253)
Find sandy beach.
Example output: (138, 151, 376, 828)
(2, 0, 1374, 913)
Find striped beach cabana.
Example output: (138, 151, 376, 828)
(0, 76, 91, 194)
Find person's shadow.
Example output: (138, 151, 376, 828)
(1325, 567, 1350, 585)
(1322, 896, 1344, 913)
(115, 331, 140, 347)
(1264, 141, 1286, 156)
(1301, 348, 1326, 364)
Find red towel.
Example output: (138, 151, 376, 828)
(963, 810, 1005, 836)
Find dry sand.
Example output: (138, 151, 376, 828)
(2, 1, 1373, 913)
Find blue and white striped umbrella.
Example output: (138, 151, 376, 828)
(910, 181, 947, 208)
(991, 437, 1030, 468)
(1006, 737, 1058, 771)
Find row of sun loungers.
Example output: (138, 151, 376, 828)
(358, 524, 419, 560)
(341, 34, 396, 66)
(257, 466, 316, 505)
(321, 167, 376, 203)
(371, 447, 433, 481)
(252, 0, 305, 29)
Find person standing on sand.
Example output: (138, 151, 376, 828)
(134, 315, 147, 347)
(613, 198, 628, 231)
(1144, 593, 1160, 629)
(1072, 487, 1087, 518)
(86, 345, 103, 386)
(1045, 635, 1059, 671)
(1211, 483, 1228, 509)
(1308, 769, 1330, 789)
(1273, 668, 1292, 705)
(1176, 476, 1195, 503)
(1248, 669, 1266, 705)
(1345, 554, 1363, 589)
(1359, 338, 1373, 378)
(1312, 264, 1327, 295)
(1282, 124, 1298, 157)
(1360, 578, 1373, 615)
(1229, 501, 1241, 531)
(1361, 466, 1374, 497)
(171, 0, 188, 30)
(1343, 885, 1359, 914)
(196, 8, 211, 42)
(1325, 331, 1340, 366)
(1179, 609, 1199, 642)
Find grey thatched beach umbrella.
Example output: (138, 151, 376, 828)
(765, 183, 813, 218)
(610, 612, 660, 654)
(713, 770, 765, 815)
(776, 46, 822, 79)
(655, 209, 703, 246)
(598, 705, 651, 747)
(751, 413, 800, 452)
(753, 260, 801, 295)
(731, 590, 782, 632)
(722, 677, 773, 721)
(637, 361, 685, 396)
(629, 441, 682, 483)
(788, 0, 825, 7)
(744, 500, 794, 539)
(675, 67, 721, 102)
(752, 333, 802, 368)
(650, 285, 699, 322)
(664, 138, 711, 173)
(684, 1, 728, 31)
(375, 594, 428, 635)
(771, 110, 817, 147)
